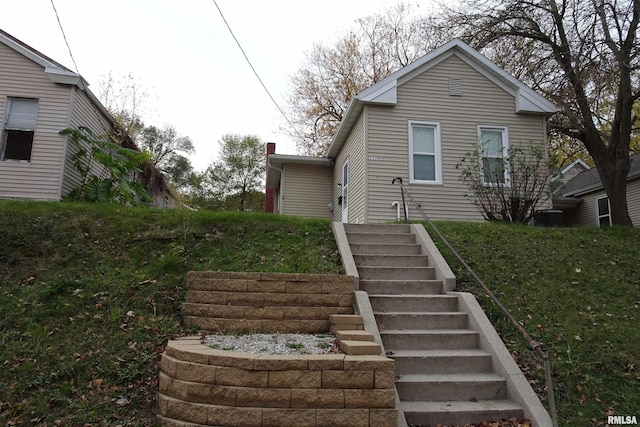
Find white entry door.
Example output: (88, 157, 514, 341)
(341, 160, 349, 223)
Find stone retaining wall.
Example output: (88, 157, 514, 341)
(159, 271, 397, 426)
(158, 337, 397, 427)
(182, 272, 356, 333)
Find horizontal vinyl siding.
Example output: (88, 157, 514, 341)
(281, 163, 332, 218)
(62, 88, 114, 196)
(366, 54, 549, 223)
(332, 113, 366, 223)
(627, 179, 640, 226)
(575, 191, 601, 226)
(573, 179, 640, 227)
(0, 42, 72, 200)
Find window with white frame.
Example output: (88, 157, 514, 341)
(1, 97, 39, 162)
(409, 121, 441, 184)
(596, 196, 612, 227)
(478, 126, 509, 185)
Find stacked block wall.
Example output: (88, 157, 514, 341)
(159, 271, 397, 426)
(158, 336, 397, 426)
(183, 272, 355, 333)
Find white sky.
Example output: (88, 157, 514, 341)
(1, 0, 433, 171)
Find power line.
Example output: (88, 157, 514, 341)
(50, 0, 113, 136)
(50, 0, 81, 76)
(210, 0, 307, 143)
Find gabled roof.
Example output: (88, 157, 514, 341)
(0, 28, 111, 120)
(551, 158, 591, 183)
(326, 38, 558, 158)
(556, 153, 640, 197)
(0, 28, 175, 202)
(559, 159, 591, 176)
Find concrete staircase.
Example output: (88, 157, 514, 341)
(343, 223, 527, 426)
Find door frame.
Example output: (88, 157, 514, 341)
(341, 159, 349, 223)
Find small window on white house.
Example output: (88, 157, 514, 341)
(596, 196, 612, 227)
(479, 126, 509, 185)
(2, 97, 38, 162)
(409, 121, 441, 184)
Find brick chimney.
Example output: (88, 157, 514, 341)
(264, 142, 276, 213)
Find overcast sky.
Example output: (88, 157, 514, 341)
(1, 0, 436, 170)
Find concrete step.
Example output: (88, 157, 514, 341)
(380, 329, 479, 350)
(389, 349, 493, 375)
(344, 223, 411, 234)
(338, 340, 381, 355)
(349, 243, 422, 255)
(358, 266, 435, 280)
(347, 232, 416, 245)
(335, 330, 374, 342)
(368, 294, 458, 312)
(402, 400, 524, 426)
(375, 312, 468, 330)
(396, 373, 508, 401)
(359, 279, 443, 295)
(353, 254, 428, 267)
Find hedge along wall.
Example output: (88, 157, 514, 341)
(182, 271, 356, 333)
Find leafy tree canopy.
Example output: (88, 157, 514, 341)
(287, 4, 453, 155)
(203, 135, 265, 211)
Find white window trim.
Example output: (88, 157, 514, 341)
(595, 195, 612, 227)
(1, 97, 39, 162)
(478, 125, 510, 186)
(408, 120, 442, 184)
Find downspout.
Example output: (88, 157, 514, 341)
(264, 143, 276, 213)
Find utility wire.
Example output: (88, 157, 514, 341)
(49, 0, 112, 135)
(50, 0, 81, 76)
(210, 0, 308, 143)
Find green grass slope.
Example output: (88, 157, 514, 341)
(0, 201, 342, 426)
(1, 201, 638, 426)
(429, 221, 640, 427)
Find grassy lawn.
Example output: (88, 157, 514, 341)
(426, 221, 640, 427)
(0, 201, 342, 426)
(1, 200, 638, 426)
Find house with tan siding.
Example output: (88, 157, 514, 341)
(553, 153, 640, 227)
(265, 39, 557, 222)
(0, 29, 174, 207)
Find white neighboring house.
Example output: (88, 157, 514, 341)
(265, 39, 557, 223)
(0, 29, 174, 207)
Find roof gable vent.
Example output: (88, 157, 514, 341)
(449, 77, 463, 96)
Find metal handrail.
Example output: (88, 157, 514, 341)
(392, 177, 558, 427)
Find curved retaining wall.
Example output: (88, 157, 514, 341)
(159, 272, 397, 426)
(157, 337, 397, 427)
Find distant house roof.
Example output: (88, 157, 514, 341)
(0, 28, 112, 121)
(0, 28, 175, 203)
(559, 159, 590, 177)
(556, 153, 640, 197)
(325, 38, 558, 158)
(266, 154, 333, 190)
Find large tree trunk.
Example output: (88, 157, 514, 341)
(591, 149, 633, 226)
